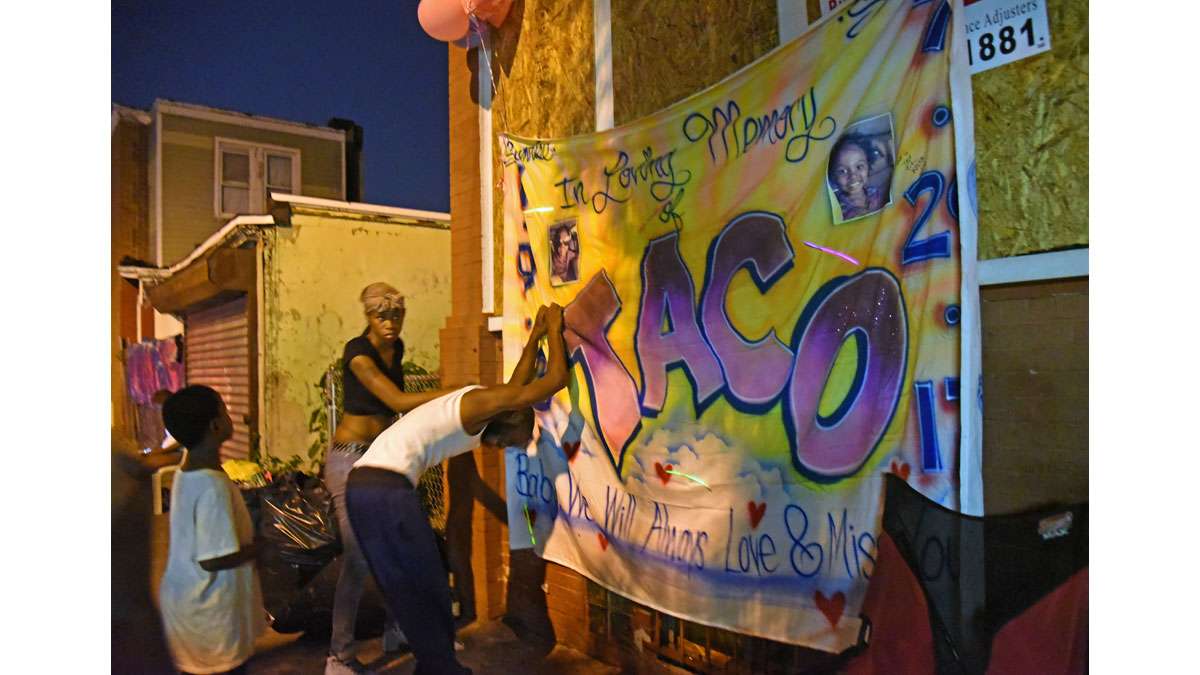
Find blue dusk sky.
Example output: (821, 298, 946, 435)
(112, 0, 450, 213)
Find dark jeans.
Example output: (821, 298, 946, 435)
(346, 467, 469, 675)
(324, 444, 402, 659)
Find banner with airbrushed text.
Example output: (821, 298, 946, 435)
(500, 0, 979, 652)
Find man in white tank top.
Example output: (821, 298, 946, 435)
(345, 304, 568, 675)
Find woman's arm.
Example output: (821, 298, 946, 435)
(349, 356, 458, 414)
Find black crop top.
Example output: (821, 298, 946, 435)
(342, 335, 405, 416)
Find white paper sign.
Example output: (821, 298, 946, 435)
(819, 0, 852, 18)
(963, 0, 1052, 74)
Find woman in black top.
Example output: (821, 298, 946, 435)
(324, 282, 452, 675)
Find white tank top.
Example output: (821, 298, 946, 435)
(353, 385, 484, 483)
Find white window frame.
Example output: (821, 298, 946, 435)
(214, 137, 301, 218)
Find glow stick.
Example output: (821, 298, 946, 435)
(803, 241, 861, 266)
(664, 468, 712, 490)
(523, 503, 537, 546)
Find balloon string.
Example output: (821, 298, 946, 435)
(470, 14, 509, 136)
(467, 14, 552, 318)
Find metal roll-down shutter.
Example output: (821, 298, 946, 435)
(185, 296, 252, 460)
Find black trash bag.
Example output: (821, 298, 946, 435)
(252, 472, 342, 633)
(266, 555, 392, 637)
(260, 472, 341, 567)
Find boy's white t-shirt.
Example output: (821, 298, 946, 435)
(354, 385, 484, 483)
(159, 468, 265, 674)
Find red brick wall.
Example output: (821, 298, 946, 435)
(544, 561, 589, 653)
(443, 44, 517, 624)
(444, 36, 597, 645)
(112, 115, 151, 436)
(981, 277, 1088, 514)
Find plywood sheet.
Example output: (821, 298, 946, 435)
(973, 0, 1088, 259)
(611, 0, 779, 125)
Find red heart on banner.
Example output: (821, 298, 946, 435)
(597, 532, 609, 551)
(563, 441, 581, 462)
(654, 462, 673, 485)
(890, 460, 911, 481)
(747, 501, 767, 529)
(814, 590, 845, 627)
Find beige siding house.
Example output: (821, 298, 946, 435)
(150, 99, 348, 265)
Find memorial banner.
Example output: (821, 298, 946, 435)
(501, 0, 978, 652)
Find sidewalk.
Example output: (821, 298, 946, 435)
(149, 513, 644, 674)
(245, 619, 623, 674)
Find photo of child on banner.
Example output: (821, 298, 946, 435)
(827, 113, 896, 224)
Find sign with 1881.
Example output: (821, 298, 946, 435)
(963, 0, 1052, 74)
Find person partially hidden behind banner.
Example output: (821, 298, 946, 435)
(829, 134, 886, 221)
(346, 303, 569, 675)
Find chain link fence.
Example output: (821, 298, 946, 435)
(322, 364, 448, 534)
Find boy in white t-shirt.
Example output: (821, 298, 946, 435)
(159, 385, 265, 675)
(347, 304, 569, 675)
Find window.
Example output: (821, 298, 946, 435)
(220, 149, 251, 214)
(266, 153, 294, 194)
(215, 139, 301, 217)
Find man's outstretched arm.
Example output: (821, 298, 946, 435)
(507, 306, 548, 386)
(461, 304, 569, 431)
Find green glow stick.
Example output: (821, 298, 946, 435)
(523, 503, 537, 546)
(664, 468, 712, 490)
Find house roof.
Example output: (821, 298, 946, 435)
(118, 197, 451, 286)
(111, 104, 151, 133)
(271, 193, 450, 226)
(154, 99, 347, 142)
(117, 214, 275, 283)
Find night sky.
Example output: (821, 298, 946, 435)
(112, 0, 450, 213)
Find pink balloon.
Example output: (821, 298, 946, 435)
(418, 0, 469, 42)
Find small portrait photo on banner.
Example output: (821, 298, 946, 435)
(826, 113, 896, 224)
(548, 219, 580, 286)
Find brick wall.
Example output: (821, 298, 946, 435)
(111, 115, 151, 436)
(442, 43, 516, 626)
(444, 35, 605, 655)
(981, 277, 1088, 514)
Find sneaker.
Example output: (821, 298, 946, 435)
(325, 654, 374, 675)
(382, 623, 408, 653)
